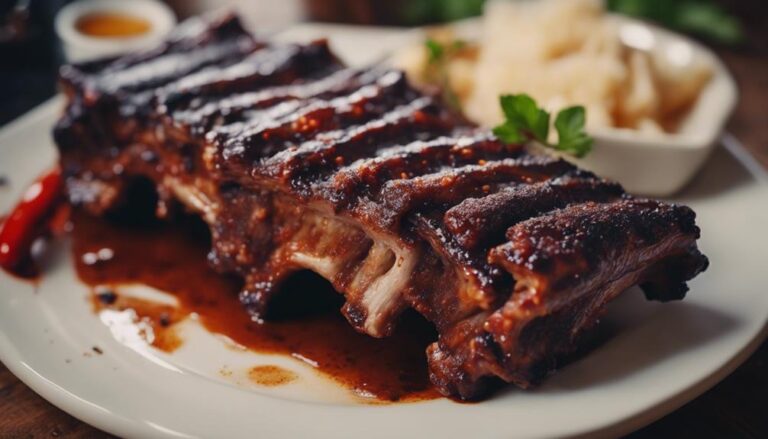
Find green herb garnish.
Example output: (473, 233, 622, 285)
(425, 38, 445, 64)
(492, 94, 593, 158)
(425, 38, 468, 65)
(423, 38, 468, 111)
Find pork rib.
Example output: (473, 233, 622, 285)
(53, 13, 708, 399)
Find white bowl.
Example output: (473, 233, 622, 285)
(55, 0, 177, 63)
(574, 18, 738, 196)
(396, 15, 738, 197)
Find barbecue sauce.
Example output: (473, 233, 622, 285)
(71, 210, 440, 402)
(75, 13, 152, 38)
(248, 365, 298, 387)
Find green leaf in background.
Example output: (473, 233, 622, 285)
(607, 0, 744, 45)
(406, 0, 744, 45)
(402, 0, 486, 25)
(674, 2, 744, 45)
(437, 0, 486, 22)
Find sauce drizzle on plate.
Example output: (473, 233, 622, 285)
(71, 210, 440, 402)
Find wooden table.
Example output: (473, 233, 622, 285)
(2, 11, 768, 439)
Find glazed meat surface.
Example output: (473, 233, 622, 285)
(54, 13, 708, 399)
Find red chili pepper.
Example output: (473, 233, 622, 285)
(0, 167, 63, 271)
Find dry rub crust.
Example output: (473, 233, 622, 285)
(54, 13, 708, 399)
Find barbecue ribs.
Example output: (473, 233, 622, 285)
(54, 13, 708, 399)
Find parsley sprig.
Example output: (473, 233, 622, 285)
(425, 38, 446, 64)
(425, 38, 466, 64)
(492, 94, 593, 158)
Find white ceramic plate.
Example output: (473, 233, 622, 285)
(1, 24, 768, 439)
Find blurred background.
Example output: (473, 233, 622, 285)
(0, 0, 765, 138)
(0, 1, 766, 437)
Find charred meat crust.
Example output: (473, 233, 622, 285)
(430, 199, 707, 398)
(53, 12, 708, 399)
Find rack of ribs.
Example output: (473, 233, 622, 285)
(54, 13, 708, 399)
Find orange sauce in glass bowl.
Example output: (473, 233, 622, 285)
(75, 12, 152, 38)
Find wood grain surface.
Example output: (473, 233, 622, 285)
(1, 4, 767, 438)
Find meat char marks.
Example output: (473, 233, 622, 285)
(54, 13, 708, 399)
